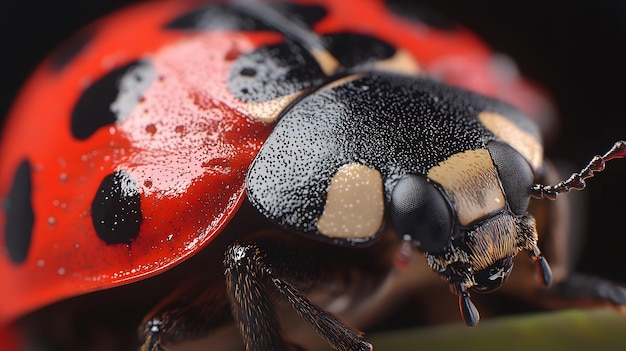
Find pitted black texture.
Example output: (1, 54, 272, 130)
(165, 2, 326, 32)
(246, 72, 531, 244)
(3, 160, 34, 264)
(91, 170, 142, 245)
(71, 60, 154, 140)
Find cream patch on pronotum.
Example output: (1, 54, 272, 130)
(479, 111, 543, 170)
(317, 163, 384, 239)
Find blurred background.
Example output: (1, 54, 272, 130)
(1, 0, 625, 349)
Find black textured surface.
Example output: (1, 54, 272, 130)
(247, 72, 528, 242)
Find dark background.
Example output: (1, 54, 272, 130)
(1, 0, 625, 282)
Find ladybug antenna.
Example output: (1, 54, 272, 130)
(531, 140, 626, 200)
(456, 283, 480, 327)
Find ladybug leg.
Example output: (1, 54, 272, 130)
(224, 240, 372, 351)
(549, 273, 626, 306)
(138, 277, 233, 351)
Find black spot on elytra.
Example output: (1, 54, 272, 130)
(49, 27, 96, 71)
(228, 41, 325, 103)
(71, 60, 154, 140)
(324, 33, 396, 69)
(165, 2, 326, 32)
(91, 170, 142, 245)
(386, 1, 458, 31)
(4, 160, 34, 264)
(227, 33, 399, 103)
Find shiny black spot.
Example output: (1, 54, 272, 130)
(4, 160, 34, 264)
(386, 1, 458, 31)
(165, 3, 326, 32)
(49, 27, 96, 71)
(325, 33, 396, 70)
(71, 60, 154, 140)
(91, 170, 142, 245)
(229, 42, 325, 103)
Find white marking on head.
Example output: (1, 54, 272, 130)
(428, 149, 505, 226)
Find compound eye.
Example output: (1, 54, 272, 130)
(390, 174, 453, 252)
(471, 257, 514, 293)
(486, 141, 534, 215)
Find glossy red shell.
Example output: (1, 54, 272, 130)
(0, 0, 552, 323)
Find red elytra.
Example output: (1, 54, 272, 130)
(0, 0, 552, 324)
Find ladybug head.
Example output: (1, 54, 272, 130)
(390, 141, 553, 326)
(389, 139, 625, 326)
(423, 211, 552, 327)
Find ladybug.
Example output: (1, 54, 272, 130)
(1, 0, 625, 350)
